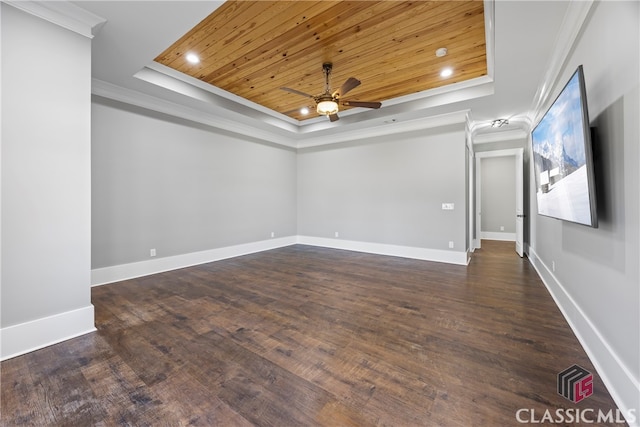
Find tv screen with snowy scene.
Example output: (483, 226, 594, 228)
(531, 65, 598, 227)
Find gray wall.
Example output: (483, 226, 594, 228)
(1, 5, 92, 326)
(530, 0, 639, 394)
(297, 126, 467, 251)
(92, 99, 468, 266)
(91, 98, 297, 269)
(481, 156, 516, 233)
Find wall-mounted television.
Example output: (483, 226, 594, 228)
(531, 65, 598, 227)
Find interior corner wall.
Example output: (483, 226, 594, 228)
(528, 0, 639, 416)
(1, 4, 95, 359)
(296, 125, 467, 259)
(91, 97, 297, 272)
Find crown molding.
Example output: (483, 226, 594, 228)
(298, 110, 469, 149)
(141, 60, 493, 136)
(93, 77, 473, 149)
(469, 112, 531, 143)
(483, 0, 495, 81)
(92, 79, 298, 149)
(3, 0, 106, 38)
(529, 0, 596, 125)
(140, 62, 301, 129)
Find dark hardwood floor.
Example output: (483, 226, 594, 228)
(1, 241, 624, 426)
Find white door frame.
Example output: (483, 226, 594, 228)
(474, 148, 524, 256)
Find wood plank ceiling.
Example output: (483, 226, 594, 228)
(155, 1, 487, 122)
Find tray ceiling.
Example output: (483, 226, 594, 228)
(154, 0, 487, 122)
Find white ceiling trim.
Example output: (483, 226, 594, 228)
(133, 65, 300, 135)
(297, 110, 470, 149)
(141, 60, 494, 134)
(93, 78, 471, 150)
(141, 62, 301, 128)
(139, 62, 384, 128)
(483, 0, 496, 81)
(379, 75, 494, 109)
(3, 0, 106, 38)
(470, 113, 531, 143)
(528, 0, 596, 126)
(101, 63, 492, 147)
(92, 78, 298, 149)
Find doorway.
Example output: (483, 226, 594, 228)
(475, 148, 524, 257)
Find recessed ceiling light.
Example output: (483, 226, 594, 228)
(300, 107, 309, 115)
(435, 47, 448, 57)
(491, 119, 509, 128)
(185, 53, 200, 64)
(440, 67, 453, 78)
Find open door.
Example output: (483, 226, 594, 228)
(475, 148, 525, 256)
(515, 148, 524, 257)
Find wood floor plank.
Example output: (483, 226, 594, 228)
(0, 242, 625, 426)
(145, 371, 255, 427)
(80, 355, 156, 426)
(0, 355, 58, 425)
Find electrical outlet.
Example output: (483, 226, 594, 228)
(552, 261, 556, 272)
(335, 231, 339, 238)
(500, 226, 505, 231)
(442, 203, 455, 210)
(270, 231, 275, 238)
(449, 241, 454, 249)
(150, 248, 156, 257)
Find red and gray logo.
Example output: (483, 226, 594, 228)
(558, 364, 593, 403)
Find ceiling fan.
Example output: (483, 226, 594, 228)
(281, 62, 382, 122)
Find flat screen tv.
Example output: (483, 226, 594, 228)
(531, 65, 598, 227)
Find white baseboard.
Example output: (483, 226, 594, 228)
(297, 236, 469, 265)
(0, 305, 96, 361)
(480, 231, 516, 241)
(474, 238, 482, 250)
(528, 247, 639, 426)
(92, 235, 470, 287)
(91, 236, 298, 286)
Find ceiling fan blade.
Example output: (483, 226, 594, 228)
(280, 87, 315, 99)
(342, 100, 382, 109)
(328, 113, 340, 122)
(333, 77, 361, 98)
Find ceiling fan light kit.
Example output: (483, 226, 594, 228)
(317, 99, 339, 116)
(281, 62, 382, 122)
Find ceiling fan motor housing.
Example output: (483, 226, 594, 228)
(316, 93, 339, 116)
(281, 62, 380, 120)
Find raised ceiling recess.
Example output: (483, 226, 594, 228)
(155, 1, 487, 122)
